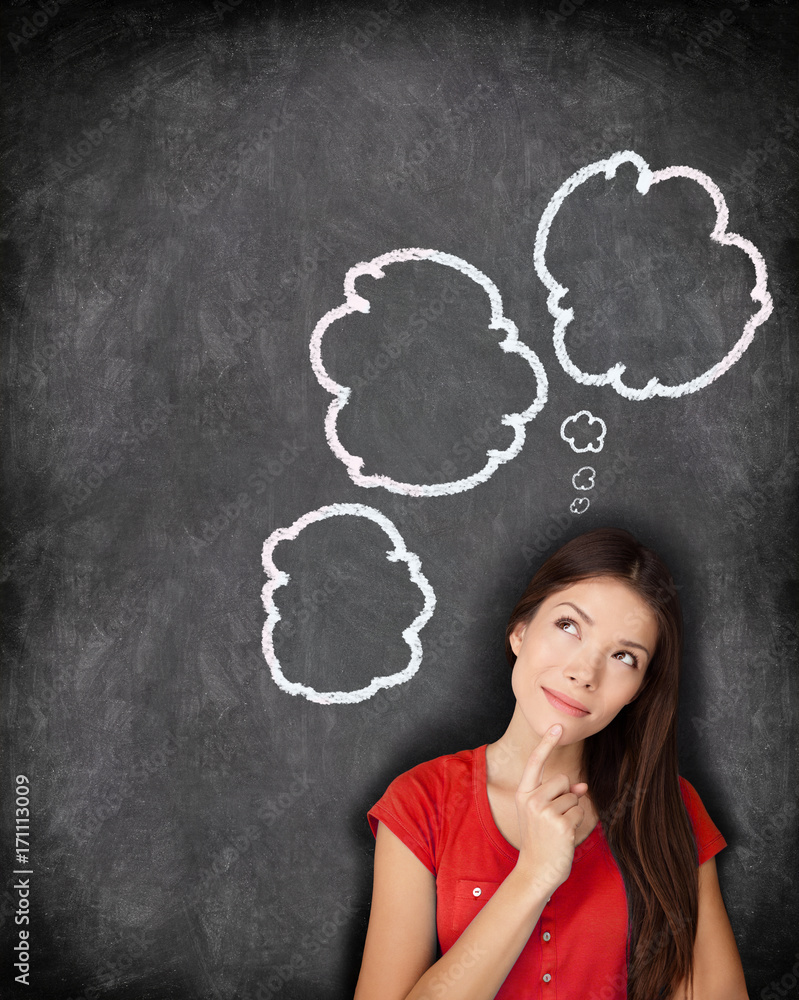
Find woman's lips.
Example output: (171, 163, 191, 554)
(542, 687, 590, 717)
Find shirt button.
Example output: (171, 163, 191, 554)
(543, 973, 552, 982)
(543, 932, 551, 941)
(472, 887, 481, 897)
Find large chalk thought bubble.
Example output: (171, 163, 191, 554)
(261, 503, 436, 705)
(534, 150, 773, 400)
(310, 249, 548, 496)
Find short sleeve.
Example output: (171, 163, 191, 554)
(679, 776, 727, 865)
(367, 762, 442, 876)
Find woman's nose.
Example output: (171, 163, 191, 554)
(565, 647, 602, 686)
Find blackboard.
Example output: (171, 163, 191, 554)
(2, 1, 797, 997)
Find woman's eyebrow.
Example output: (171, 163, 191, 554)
(554, 601, 651, 657)
(554, 601, 594, 625)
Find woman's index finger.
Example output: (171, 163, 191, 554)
(518, 725, 563, 793)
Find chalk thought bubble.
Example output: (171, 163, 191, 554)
(309, 249, 548, 496)
(572, 466, 596, 490)
(261, 504, 436, 705)
(561, 410, 607, 454)
(534, 150, 773, 400)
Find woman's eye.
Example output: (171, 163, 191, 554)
(556, 618, 579, 636)
(614, 650, 639, 668)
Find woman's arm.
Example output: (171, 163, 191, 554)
(353, 822, 437, 1000)
(669, 857, 748, 1000)
(354, 725, 586, 1000)
(353, 821, 552, 1000)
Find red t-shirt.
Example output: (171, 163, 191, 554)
(367, 744, 727, 999)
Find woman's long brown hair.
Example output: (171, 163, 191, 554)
(505, 528, 697, 1000)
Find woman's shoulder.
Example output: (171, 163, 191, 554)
(677, 774, 714, 825)
(367, 746, 482, 847)
(376, 745, 483, 807)
(676, 774, 728, 862)
(389, 745, 481, 788)
(677, 774, 708, 809)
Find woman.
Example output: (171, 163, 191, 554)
(354, 528, 748, 1000)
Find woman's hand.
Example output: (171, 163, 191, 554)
(514, 724, 589, 893)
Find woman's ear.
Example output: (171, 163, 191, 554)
(509, 621, 527, 657)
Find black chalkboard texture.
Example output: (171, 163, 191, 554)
(1, 0, 797, 997)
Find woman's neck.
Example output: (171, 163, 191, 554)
(487, 703, 587, 790)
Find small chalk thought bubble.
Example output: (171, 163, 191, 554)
(560, 410, 607, 453)
(572, 466, 596, 490)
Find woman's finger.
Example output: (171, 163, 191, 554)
(517, 724, 563, 794)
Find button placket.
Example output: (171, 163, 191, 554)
(541, 895, 554, 986)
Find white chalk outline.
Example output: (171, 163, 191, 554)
(261, 503, 436, 705)
(309, 249, 548, 496)
(570, 497, 591, 515)
(572, 466, 596, 490)
(561, 410, 607, 454)
(534, 150, 773, 400)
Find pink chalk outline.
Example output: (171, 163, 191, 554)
(261, 503, 436, 705)
(534, 150, 773, 400)
(309, 249, 548, 496)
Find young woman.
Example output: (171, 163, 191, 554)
(354, 528, 748, 1000)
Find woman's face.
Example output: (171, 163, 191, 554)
(510, 576, 659, 744)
